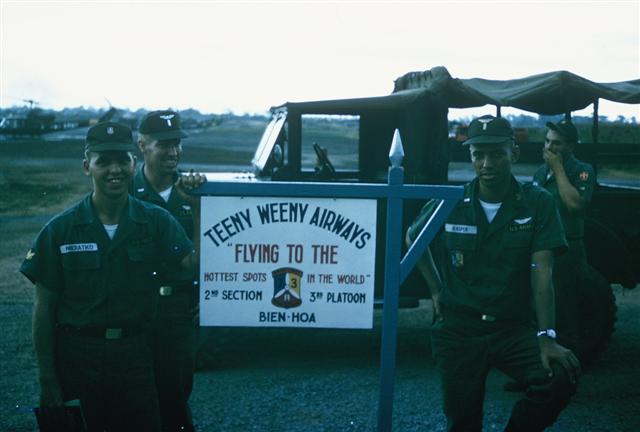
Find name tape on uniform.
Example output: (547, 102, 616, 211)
(445, 224, 477, 235)
(59, 243, 98, 254)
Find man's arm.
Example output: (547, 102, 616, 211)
(32, 283, 63, 406)
(531, 249, 581, 382)
(175, 173, 205, 272)
(543, 150, 586, 212)
(406, 230, 444, 322)
(180, 215, 200, 271)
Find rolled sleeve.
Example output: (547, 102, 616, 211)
(531, 192, 567, 256)
(19, 223, 63, 291)
(572, 163, 596, 204)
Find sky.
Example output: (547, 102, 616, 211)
(1, 0, 639, 119)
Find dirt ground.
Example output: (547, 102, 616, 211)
(1, 136, 639, 431)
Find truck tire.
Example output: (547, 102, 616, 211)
(577, 266, 617, 365)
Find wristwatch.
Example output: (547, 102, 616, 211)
(536, 329, 557, 339)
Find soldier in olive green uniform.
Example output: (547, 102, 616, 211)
(407, 115, 581, 431)
(21, 122, 203, 431)
(134, 110, 199, 432)
(532, 119, 596, 353)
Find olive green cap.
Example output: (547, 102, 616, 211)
(546, 119, 579, 143)
(85, 121, 135, 152)
(463, 115, 514, 146)
(138, 110, 188, 140)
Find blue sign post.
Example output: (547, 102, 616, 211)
(194, 129, 463, 431)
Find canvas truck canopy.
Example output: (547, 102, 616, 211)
(392, 66, 640, 115)
(266, 67, 638, 183)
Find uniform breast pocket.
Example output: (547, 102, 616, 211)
(126, 244, 159, 292)
(127, 244, 154, 262)
(502, 231, 532, 266)
(444, 233, 476, 251)
(61, 252, 100, 299)
(444, 233, 476, 270)
(504, 232, 532, 247)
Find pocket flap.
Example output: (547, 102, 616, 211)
(127, 244, 154, 262)
(444, 232, 476, 250)
(61, 252, 100, 270)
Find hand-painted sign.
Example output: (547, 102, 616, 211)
(199, 197, 377, 328)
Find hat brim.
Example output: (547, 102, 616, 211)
(144, 130, 188, 141)
(85, 142, 135, 152)
(462, 135, 512, 146)
(546, 121, 577, 142)
(545, 121, 558, 129)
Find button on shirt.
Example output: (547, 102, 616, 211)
(408, 177, 567, 320)
(532, 154, 595, 239)
(20, 194, 193, 328)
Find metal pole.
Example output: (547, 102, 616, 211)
(592, 99, 600, 176)
(377, 130, 404, 431)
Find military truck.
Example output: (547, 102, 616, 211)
(209, 66, 640, 363)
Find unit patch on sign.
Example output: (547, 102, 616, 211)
(59, 243, 99, 254)
(271, 267, 303, 309)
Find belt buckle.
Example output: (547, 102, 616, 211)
(159, 286, 173, 296)
(105, 328, 122, 339)
(481, 314, 496, 322)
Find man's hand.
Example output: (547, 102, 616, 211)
(39, 378, 64, 407)
(538, 337, 581, 384)
(175, 171, 206, 206)
(191, 302, 200, 326)
(543, 148, 564, 173)
(431, 293, 443, 324)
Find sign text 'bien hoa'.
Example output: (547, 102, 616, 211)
(199, 197, 377, 328)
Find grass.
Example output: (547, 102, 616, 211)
(0, 166, 90, 217)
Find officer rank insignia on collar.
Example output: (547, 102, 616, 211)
(579, 171, 589, 181)
(26, 250, 35, 260)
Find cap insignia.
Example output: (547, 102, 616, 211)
(579, 171, 589, 181)
(478, 118, 493, 130)
(159, 114, 175, 127)
(26, 249, 35, 260)
(106, 126, 114, 135)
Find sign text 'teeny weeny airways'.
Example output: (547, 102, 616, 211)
(202, 201, 373, 249)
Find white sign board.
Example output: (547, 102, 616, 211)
(199, 197, 377, 328)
